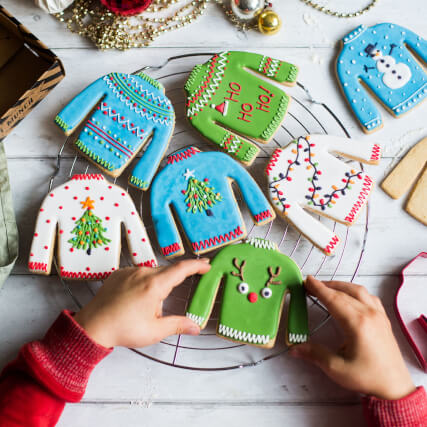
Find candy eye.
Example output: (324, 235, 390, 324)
(237, 282, 249, 294)
(261, 287, 272, 299)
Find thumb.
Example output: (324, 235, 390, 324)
(157, 315, 201, 339)
(289, 342, 343, 375)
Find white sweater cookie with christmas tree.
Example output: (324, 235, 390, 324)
(28, 174, 157, 280)
(266, 135, 381, 255)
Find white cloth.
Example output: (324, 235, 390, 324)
(35, 0, 74, 14)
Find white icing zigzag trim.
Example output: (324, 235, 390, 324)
(128, 75, 171, 106)
(220, 134, 240, 153)
(218, 324, 270, 345)
(245, 237, 276, 251)
(258, 56, 280, 77)
(187, 52, 228, 117)
(186, 312, 205, 326)
(104, 76, 171, 126)
(288, 333, 308, 344)
(99, 104, 145, 138)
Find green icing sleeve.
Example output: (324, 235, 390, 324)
(191, 116, 259, 165)
(232, 51, 298, 85)
(186, 257, 225, 329)
(287, 283, 309, 345)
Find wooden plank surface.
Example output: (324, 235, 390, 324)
(1, 0, 426, 425)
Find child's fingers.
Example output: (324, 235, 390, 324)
(155, 259, 211, 297)
(305, 276, 362, 328)
(322, 281, 377, 308)
(156, 315, 201, 339)
(289, 342, 344, 376)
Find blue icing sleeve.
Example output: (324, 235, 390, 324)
(336, 55, 382, 132)
(400, 24, 427, 64)
(55, 77, 106, 135)
(129, 122, 174, 190)
(150, 168, 183, 256)
(221, 153, 274, 223)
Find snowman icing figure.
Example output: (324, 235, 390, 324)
(363, 43, 412, 90)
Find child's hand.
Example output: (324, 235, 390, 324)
(74, 259, 211, 349)
(290, 276, 416, 400)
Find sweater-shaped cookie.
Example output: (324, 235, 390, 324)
(55, 72, 175, 190)
(186, 238, 308, 348)
(185, 51, 298, 165)
(29, 174, 157, 280)
(150, 147, 275, 258)
(337, 23, 427, 133)
(266, 135, 381, 255)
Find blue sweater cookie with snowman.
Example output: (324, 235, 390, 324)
(55, 72, 175, 190)
(337, 23, 427, 133)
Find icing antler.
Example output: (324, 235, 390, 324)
(265, 266, 282, 286)
(231, 258, 246, 281)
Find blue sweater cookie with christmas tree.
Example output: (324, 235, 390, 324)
(55, 72, 175, 190)
(150, 147, 275, 258)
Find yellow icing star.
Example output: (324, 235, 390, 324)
(81, 197, 95, 210)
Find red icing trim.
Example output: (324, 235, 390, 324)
(28, 261, 48, 272)
(71, 174, 105, 181)
(87, 121, 133, 157)
(137, 259, 157, 267)
(265, 148, 282, 176)
(254, 209, 273, 223)
(344, 175, 373, 223)
(324, 235, 340, 255)
(161, 242, 182, 256)
(370, 143, 381, 161)
(222, 134, 242, 154)
(192, 226, 244, 252)
(167, 147, 200, 164)
(60, 268, 112, 280)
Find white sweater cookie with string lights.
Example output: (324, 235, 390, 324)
(28, 174, 157, 280)
(266, 135, 381, 255)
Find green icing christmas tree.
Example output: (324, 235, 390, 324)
(69, 197, 111, 255)
(182, 169, 222, 217)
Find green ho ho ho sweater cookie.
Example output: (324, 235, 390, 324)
(184, 51, 299, 166)
(186, 237, 308, 348)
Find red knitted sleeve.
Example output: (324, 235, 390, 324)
(0, 310, 112, 427)
(362, 386, 427, 427)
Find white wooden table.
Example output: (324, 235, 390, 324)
(1, 1, 426, 425)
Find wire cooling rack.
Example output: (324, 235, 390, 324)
(48, 53, 370, 371)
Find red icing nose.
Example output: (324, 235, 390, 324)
(248, 292, 258, 303)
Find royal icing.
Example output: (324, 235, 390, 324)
(186, 238, 308, 347)
(184, 51, 298, 165)
(55, 72, 175, 190)
(337, 23, 427, 133)
(266, 135, 381, 255)
(28, 174, 157, 280)
(150, 147, 275, 258)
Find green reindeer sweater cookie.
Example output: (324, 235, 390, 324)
(184, 51, 299, 166)
(186, 237, 308, 348)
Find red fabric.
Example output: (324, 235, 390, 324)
(0, 311, 111, 426)
(100, 0, 152, 16)
(363, 386, 427, 427)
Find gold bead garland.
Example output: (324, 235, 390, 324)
(299, 0, 379, 18)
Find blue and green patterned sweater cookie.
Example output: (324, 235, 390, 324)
(186, 237, 308, 348)
(55, 72, 175, 190)
(337, 23, 427, 133)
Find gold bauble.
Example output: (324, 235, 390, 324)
(258, 10, 281, 35)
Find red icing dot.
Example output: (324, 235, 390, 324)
(103, 111, 108, 115)
(287, 160, 293, 164)
(342, 178, 347, 183)
(105, 247, 110, 251)
(46, 219, 50, 223)
(141, 238, 146, 242)
(34, 233, 38, 237)
(108, 186, 112, 189)
(320, 199, 325, 205)
(50, 193, 54, 197)
(181, 190, 186, 194)
(70, 248, 74, 252)
(284, 204, 291, 209)
(114, 203, 119, 207)
(121, 116, 125, 120)
(65, 186, 69, 190)
(30, 253, 34, 257)
(122, 124, 126, 128)
(304, 158, 309, 162)
(131, 212, 135, 215)
(112, 110, 116, 114)
(44, 245, 48, 250)
(121, 193, 125, 196)
(59, 206, 63, 210)
(85, 186, 89, 190)
(96, 220, 99, 223)
(127, 230, 131, 234)
(60, 230, 64, 234)
(72, 217, 76, 221)
(248, 292, 258, 303)
(73, 196, 78, 200)
(286, 177, 292, 181)
(112, 267, 115, 271)
(132, 252, 137, 256)
(103, 102, 107, 106)
(100, 196, 104, 200)
(317, 171, 322, 175)
(40, 208, 44, 212)
(86, 267, 90, 271)
(105, 216, 110, 220)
